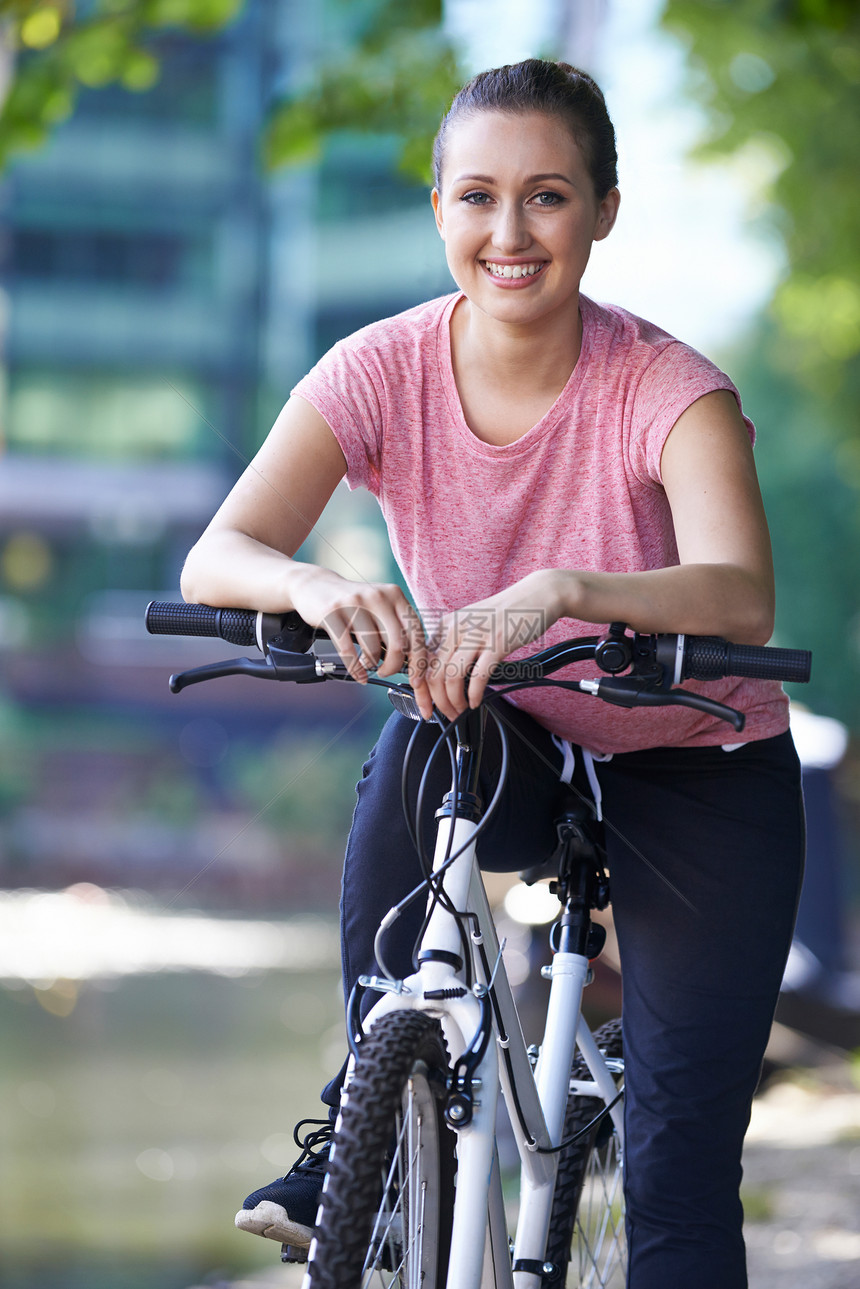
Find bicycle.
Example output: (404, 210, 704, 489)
(145, 601, 811, 1288)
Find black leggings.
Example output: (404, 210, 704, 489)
(325, 701, 805, 1289)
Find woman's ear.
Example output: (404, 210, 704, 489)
(431, 188, 445, 240)
(595, 187, 620, 243)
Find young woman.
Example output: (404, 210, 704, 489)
(181, 60, 804, 1288)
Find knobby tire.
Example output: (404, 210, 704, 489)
(304, 1010, 456, 1289)
(545, 1017, 626, 1288)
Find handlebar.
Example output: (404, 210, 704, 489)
(145, 601, 812, 731)
(144, 600, 318, 654)
(665, 635, 811, 685)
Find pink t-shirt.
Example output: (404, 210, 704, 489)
(293, 292, 789, 754)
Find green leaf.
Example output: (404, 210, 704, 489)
(264, 97, 324, 168)
(263, 31, 461, 178)
(121, 47, 160, 90)
(139, 0, 245, 31)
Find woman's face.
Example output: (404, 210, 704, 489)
(431, 110, 619, 329)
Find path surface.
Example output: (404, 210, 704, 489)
(742, 1038, 860, 1289)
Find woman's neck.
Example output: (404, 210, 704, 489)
(451, 294, 583, 395)
(448, 295, 585, 446)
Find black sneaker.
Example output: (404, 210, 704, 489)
(235, 1118, 332, 1247)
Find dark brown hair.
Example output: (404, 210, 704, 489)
(433, 59, 618, 199)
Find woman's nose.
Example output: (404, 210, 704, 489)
(491, 203, 532, 254)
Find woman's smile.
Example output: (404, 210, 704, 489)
(482, 258, 549, 285)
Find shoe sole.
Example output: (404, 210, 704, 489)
(235, 1200, 314, 1246)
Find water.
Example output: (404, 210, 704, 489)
(0, 958, 342, 1289)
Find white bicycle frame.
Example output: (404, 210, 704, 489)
(358, 808, 625, 1289)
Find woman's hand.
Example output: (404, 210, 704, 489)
(425, 569, 567, 720)
(286, 565, 433, 719)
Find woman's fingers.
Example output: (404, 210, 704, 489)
(329, 588, 436, 713)
(426, 587, 554, 717)
(318, 607, 372, 682)
(425, 633, 483, 720)
(342, 605, 388, 672)
(402, 623, 434, 720)
(284, 568, 559, 721)
(424, 616, 468, 718)
(466, 651, 498, 709)
(286, 570, 428, 684)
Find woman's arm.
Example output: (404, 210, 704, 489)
(561, 389, 775, 642)
(427, 390, 775, 717)
(181, 395, 431, 711)
(181, 396, 348, 609)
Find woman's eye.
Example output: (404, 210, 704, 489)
(461, 191, 492, 205)
(533, 191, 563, 206)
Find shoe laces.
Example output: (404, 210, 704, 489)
(287, 1117, 333, 1177)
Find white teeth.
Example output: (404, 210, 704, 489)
(485, 262, 542, 279)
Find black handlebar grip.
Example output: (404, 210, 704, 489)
(145, 601, 258, 647)
(683, 637, 811, 684)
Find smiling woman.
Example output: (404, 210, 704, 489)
(179, 58, 804, 1286)
(429, 108, 619, 443)
(431, 110, 618, 315)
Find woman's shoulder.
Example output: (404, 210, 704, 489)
(329, 292, 459, 365)
(582, 294, 682, 359)
(293, 292, 459, 434)
(581, 295, 730, 388)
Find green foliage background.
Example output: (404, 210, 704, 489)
(0, 0, 246, 165)
(659, 0, 860, 725)
(262, 0, 462, 181)
(1, 0, 857, 724)
(0, 0, 463, 177)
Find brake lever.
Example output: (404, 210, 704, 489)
(170, 656, 281, 693)
(580, 675, 745, 733)
(169, 648, 332, 693)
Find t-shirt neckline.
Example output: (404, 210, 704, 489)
(437, 291, 595, 455)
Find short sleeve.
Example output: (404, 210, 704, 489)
(627, 342, 756, 487)
(292, 342, 384, 494)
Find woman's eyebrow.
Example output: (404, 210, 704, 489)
(529, 173, 574, 185)
(453, 172, 574, 185)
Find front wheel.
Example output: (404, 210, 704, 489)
(545, 1017, 626, 1288)
(305, 1010, 457, 1288)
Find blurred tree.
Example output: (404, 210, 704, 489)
(262, 0, 462, 182)
(660, 0, 860, 448)
(730, 319, 860, 725)
(660, 0, 860, 723)
(0, 0, 246, 166)
(0, 0, 463, 179)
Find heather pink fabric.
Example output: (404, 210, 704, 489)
(293, 292, 788, 754)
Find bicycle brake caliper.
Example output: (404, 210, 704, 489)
(444, 988, 492, 1128)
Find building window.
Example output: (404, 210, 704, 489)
(6, 370, 216, 461)
(316, 140, 430, 224)
(6, 226, 213, 292)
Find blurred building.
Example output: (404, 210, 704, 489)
(0, 0, 451, 708)
(0, 1, 451, 898)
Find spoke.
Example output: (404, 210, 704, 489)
(363, 1114, 409, 1280)
(360, 1079, 431, 1287)
(576, 1136, 626, 1288)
